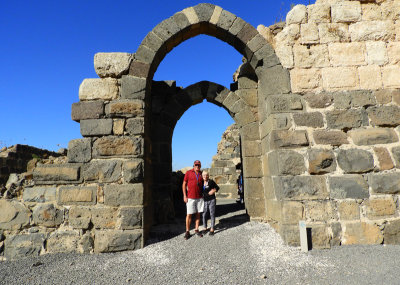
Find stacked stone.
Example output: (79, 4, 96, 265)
(209, 124, 241, 198)
(255, 0, 400, 248)
(0, 144, 60, 186)
(258, 0, 400, 92)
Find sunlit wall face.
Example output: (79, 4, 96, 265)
(154, 35, 242, 170)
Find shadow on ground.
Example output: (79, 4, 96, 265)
(146, 199, 249, 245)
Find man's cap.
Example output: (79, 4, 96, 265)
(194, 160, 201, 165)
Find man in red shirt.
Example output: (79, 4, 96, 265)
(182, 160, 204, 240)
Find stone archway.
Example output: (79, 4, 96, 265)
(149, 79, 262, 223)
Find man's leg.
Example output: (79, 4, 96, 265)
(186, 214, 192, 232)
(195, 212, 201, 230)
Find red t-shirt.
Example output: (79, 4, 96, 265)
(184, 169, 203, 199)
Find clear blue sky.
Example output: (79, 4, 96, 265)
(0, 0, 312, 170)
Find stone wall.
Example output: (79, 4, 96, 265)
(209, 125, 241, 199)
(255, 0, 400, 248)
(2, 1, 400, 260)
(0, 144, 61, 186)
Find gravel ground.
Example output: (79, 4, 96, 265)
(1, 200, 400, 285)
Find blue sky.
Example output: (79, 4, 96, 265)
(0, 0, 312, 170)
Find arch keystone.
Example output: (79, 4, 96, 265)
(193, 3, 216, 22)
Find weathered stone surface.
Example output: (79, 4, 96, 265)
(113, 119, 125, 135)
(47, 231, 92, 254)
(246, 197, 266, 218)
(32, 203, 63, 227)
(216, 9, 236, 30)
(94, 52, 132, 78)
(318, 23, 350, 43)
(123, 159, 144, 183)
(125, 118, 144, 135)
(94, 230, 142, 253)
(33, 164, 80, 183)
(308, 149, 336, 174)
(80, 119, 113, 136)
(268, 150, 305, 175)
(313, 130, 348, 146)
(4, 233, 45, 260)
(374, 89, 397, 104)
(79, 78, 118, 101)
(270, 130, 309, 149)
(106, 100, 144, 116)
(290, 68, 321, 93)
(382, 65, 400, 88)
(369, 173, 400, 194)
(0, 200, 30, 230)
(311, 224, 331, 249)
(243, 157, 262, 178)
(374, 147, 394, 170)
(357, 126, 399, 144)
(104, 184, 144, 206)
(366, 41, 388, 65)
(384, 219, 400, 245)
(326, 110, 363, 130)
(266, 94, 303, 113)
(23, 186, 56, 203)
(275, 44, 294, 69)
(367, 106, 400, 126)
(304, 93, 333, 108)
(358, 65, 383, 90)
(293, 44, 329, 68)
(58, 186, 97, 205)
(308, 3, 331, 23)
(349, 21, 393, 41)
(273, 176, 328, 200)
(332, 1, 361, 23)
(117, 207, 143, 229)
(286, 4, 307, 24)
(68, 138, 91, 163)
(120, 76, 146, 100)
(337, 149, 374, 173)
(129, 60, 150, 78)
(366, 197, 396, 219)
(328, 42, 366, 66)
(83, 160, 122, 183)
(329, 175, 369, 199)
(343, 222, 383, 245)
(91, 207, 118, 229)
(322, 67, 358, 91)
(300, 23, 319, 44)
(338, 200, 360, 220)
(279, 224, 300, 246)
(71, 101, 104, 122)
(305, 201, 336, 222)
(93, 136, 143, 157)
(281, 201, 304, 224)
(391, 146, 400, 168)
(258, 65, 291, 96)
(68, 206, 91, 229)
(293, 112, 324, 128)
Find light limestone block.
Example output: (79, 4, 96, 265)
(387, 42, 400, 64)
(275, 44, 294, 69)
(308, 4, 331, 23)
(332, 1, 361, 23)
(79, 78, 118, 101)
(290, 68, 322, 93)
(322, 67, 358, 91)
(361, 4, 382, 21)
(300, 23, 319, 44)
(349, 21, 394, 42)
(382, 65, 400, 88)
(328, 42, 366, 66)
(94, 53, 132, 78)
(318, 23, 350, 43)
(293, 44, 329, 68)
(358, 65, 382, 90)
(286, 4, 307, 24)
(275, 24, 300, 46)
(366, 41, 388, 65)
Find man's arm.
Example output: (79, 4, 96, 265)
(182, 180, 188, 203)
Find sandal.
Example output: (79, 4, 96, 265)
(195, 229, 203, 237)
(184, 231, 190, 240)
(209, 230, 215, 236)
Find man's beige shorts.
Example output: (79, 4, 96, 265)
(186, 198, 204, 215)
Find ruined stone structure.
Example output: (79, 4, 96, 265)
(208, 123, 242, 199)
(2, 0, 400, 260)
